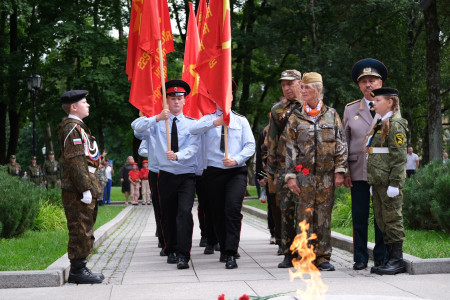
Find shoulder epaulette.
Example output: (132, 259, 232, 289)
(346, 99, 361, 107)
(231, 110, 246, 118)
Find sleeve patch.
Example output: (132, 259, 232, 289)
(394, 133, 406, 147)
(73, 138, 82, 145)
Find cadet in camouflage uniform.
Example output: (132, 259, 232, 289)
(7, 155, 21, 176)
(265, 70, 302, 267)
(57, 90, 104, 284)
(26, 156, 43, 186)
(43, 151, 61, 189)
(96, 158, 108, 205)
(285, 72, 348, 271)
(365, 88, 407, 275)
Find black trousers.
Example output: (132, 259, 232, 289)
(149, 171, 164, 246)
(198, 174, 218, 246)
(203, 166, 247, 256)
(158, 170, 195, 258)
(351, 180, 386, 263)
(406, 169, 416, 178)
(196, 176, 206, 238)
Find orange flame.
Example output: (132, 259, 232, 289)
(289, 220, 328, 299)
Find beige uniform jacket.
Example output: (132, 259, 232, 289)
(342, 99, 380, 181)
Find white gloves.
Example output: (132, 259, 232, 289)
(369, 186, 372, 196)
(387, 186, 399, 198)
(81, 190, 92, 204)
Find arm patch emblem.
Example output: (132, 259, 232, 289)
(394, 133, 405, 147)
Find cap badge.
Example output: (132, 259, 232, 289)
(174, 87, 178, 91)
(363, 67, 372, 73)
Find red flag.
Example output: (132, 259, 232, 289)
(182, 2, 216, 119)
(196, 0, 208, 38)
(125, 0, 144, 81)
(195, 0, 233, 125)
(128, 0, 174, 117)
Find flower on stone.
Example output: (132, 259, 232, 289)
(302, 168, 310, 176)
(239, 295, 250, 300)
(218, 294, 226, 300)
(295, 164, 303, 172)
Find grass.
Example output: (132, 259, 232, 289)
(244, 199, 269, 211)
(0, 205, 124, 271)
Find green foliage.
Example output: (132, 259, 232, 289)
(0, 168, 41, 238)
(331, 186, 354, 228)
(403, 159, 450, 232)
(41, 187, 63, 207)
(33, 200, 66, 231)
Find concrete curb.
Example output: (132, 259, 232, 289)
(241, 204, 450, 275)
(0, 205, 134, 289)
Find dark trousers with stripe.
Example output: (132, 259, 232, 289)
(351, 180, 386, 263)
(158, 170, 195, 258)
(149, 171, 164, 246)
(203, 166, 247, 256)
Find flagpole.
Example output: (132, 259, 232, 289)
(159, 40, 171, 151)
(224, 125, 228, 158)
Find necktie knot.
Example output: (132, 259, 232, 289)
(369, 102, 376, 118)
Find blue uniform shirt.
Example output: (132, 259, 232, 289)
(131, 114, 200, 175)
(189, 111, 255, 169)
(134, 131, 159, 173)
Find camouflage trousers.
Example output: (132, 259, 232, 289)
(277, 171, 297, 255)
(47, 175, 59, 189)
(282, 172, 335, 265)
(62, 190, 98, 260)
(372, 184, 405, 244)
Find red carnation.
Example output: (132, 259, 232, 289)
(302, 168, 310, 175)
(295, 164, 303, 172)
(239, 295, 250, 300)
(218, 294, 225, 300)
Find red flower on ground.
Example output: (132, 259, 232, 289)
(218, 294, 225, 300)
(295, 164, 303, 172)
(302, 168, 310, 175)
(239, 295, 250, 300)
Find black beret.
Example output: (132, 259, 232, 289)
(351, 58, 388, 83)
(60, 90, 89, 104)
(370, 87, 399, 97)
(165, 80, 191, 97)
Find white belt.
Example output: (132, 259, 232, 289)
(88, 166, 96, 173)
(368, 147, 390, 154)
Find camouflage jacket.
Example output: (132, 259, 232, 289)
(27, 164, 42, 177)
(366, 114, 408, 188)
(96, 165, 108, 186)
(43, 159, 61, 180)
(285, 104, 348, 181)
(266, 98, 302, 174)
(57, 117, 102, 198)
(7, 162, 21, 176)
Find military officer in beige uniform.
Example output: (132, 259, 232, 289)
(343, 58, 388, 270)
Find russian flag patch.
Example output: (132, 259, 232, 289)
(73, 138, 82, 145)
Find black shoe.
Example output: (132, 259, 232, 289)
(373, 243, 406, 275)
(374, 260, 385, 267)
(235, 252, 240, 259)
(204, 244, 214, 254)
(167, 253, 177, 264)
(177, 257, 190, 269)
(160, 248, 167, 256)
(68, 260, 103, 284)
(277, 245, 283, 256)
(353, 262, 368, 270)
(219, 253, 227, 263)
(278, 255, 293, 268)
(225, 256, 238, 269)
(199, 236, 207, 247)
(317, 262, 335, 271)
(214, 243, 220, 251)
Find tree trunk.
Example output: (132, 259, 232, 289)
(0, 12, 7, 163)
(0, 103, 6, 164)
(423, 0, 442, 162)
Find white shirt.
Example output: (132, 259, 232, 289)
(105, 165, 112, 180)
(406, 153, 419, 170)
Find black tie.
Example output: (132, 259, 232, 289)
(220, 126, 225, 152)
(369, 102, 375, 118)
(171, 117, 178, 152)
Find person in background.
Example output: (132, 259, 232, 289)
(120, 156, 134, 204)
(96, 157, 108, 206)
(406, 147, 419, 178)
(27, 156, 43, 186)
(43, 151, 61, 189)
(443, 152, 449, 164)
(7, 154, 21, 177)
(103, 157, 114, 204)
(365, 87, 408, 275)
(140, 160, 151, 205)
(128, 162, 141, 206)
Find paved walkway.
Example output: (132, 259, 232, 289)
(1, 204, 449, 300)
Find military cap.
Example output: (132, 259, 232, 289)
(31, 156, 37, 160)
(48, 150, 55, 155)
(142, 160, 148, 164)
(278, 70, 302, 81)
(10, 154, 16, 159)
(302, 72, 322, 84)
(165, 79, 191, 97)
(60, 90, 89, 104)
(370, 87, 399, 97)
(351, 58, 388, 83)
(131, 162, 138, 165)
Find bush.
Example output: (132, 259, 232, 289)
(332, 186, 353, 228)
(42, 187, 63, 207)
(0, 167, 41, 238)
(33, 200, 67, 231)
(403, 159, 450, 232)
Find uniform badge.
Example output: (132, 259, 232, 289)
(354, 115, 359, 120)
(73, 138, 82, 145)
(394, 133, 406, 147)
(174, 87, 178, 91)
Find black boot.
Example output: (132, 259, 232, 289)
(68, 259, 103, 284)
(374, 243, 406, 275)
(278, 255, 293, 268)
(371, 244, 391, 274)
